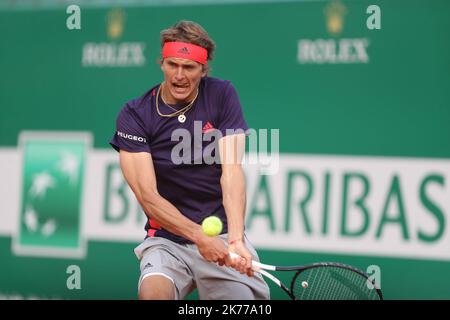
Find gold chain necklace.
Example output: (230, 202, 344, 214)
(155, 83, 199, 123)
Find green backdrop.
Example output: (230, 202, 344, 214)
(1, 0, 449, 299)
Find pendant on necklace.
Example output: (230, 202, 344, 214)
(178, 114, 186, 123)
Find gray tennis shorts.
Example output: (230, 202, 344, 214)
(134, 234, 270, 300)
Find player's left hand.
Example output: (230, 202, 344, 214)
(227, 239, 254, 277)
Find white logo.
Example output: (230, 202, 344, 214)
(298, 38, 370, 64)
(117, 131, 147, 143)
(82, 43, 146, 67)
(297, 0, 371, 65)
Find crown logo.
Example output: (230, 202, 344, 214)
(106, 8, 126, 40)
(324, 0, 347, 36)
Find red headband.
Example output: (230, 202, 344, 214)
(162, 41, 208, 65)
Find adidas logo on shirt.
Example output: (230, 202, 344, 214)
(202, 121, 214, 133)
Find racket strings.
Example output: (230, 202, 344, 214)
(292, 266, 381, 300)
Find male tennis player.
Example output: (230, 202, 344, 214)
(110, 20, 269, 300)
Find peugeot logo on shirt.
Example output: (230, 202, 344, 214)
(117, 131, 147, 143)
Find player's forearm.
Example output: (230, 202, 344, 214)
(119, 151, 206, 244)
(221, 166, 246, 243)
(139, 191, 205, 243)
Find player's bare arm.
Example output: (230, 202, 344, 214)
(219, 133, 254, 276)
(119, 149, 230, 264)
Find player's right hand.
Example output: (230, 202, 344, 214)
(195, 234, 229, 265)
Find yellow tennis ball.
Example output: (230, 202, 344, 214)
(201, 216, 223, 237)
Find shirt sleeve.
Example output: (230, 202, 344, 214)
(109, 102, 151, 153)
(217, 82, 249, 137)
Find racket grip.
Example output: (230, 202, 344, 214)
(229, 252, 263, 271)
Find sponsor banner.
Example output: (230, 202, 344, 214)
(245, 154, 450, 260)
(12, 132, 91, 258)
(1, 135, 449, 261)
(297, 1, 370, 65)
(81, 9, 147, 68)
(82, 42, 146, 67)
(297, 38, 370, 64)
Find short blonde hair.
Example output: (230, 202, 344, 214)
(160, 20, 216, 72)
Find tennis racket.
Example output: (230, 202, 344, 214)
(229, 252, 383, 300)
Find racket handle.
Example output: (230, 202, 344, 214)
(229, 252, 265, 271)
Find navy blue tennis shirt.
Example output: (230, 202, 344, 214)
(110, 77, 249, 243)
